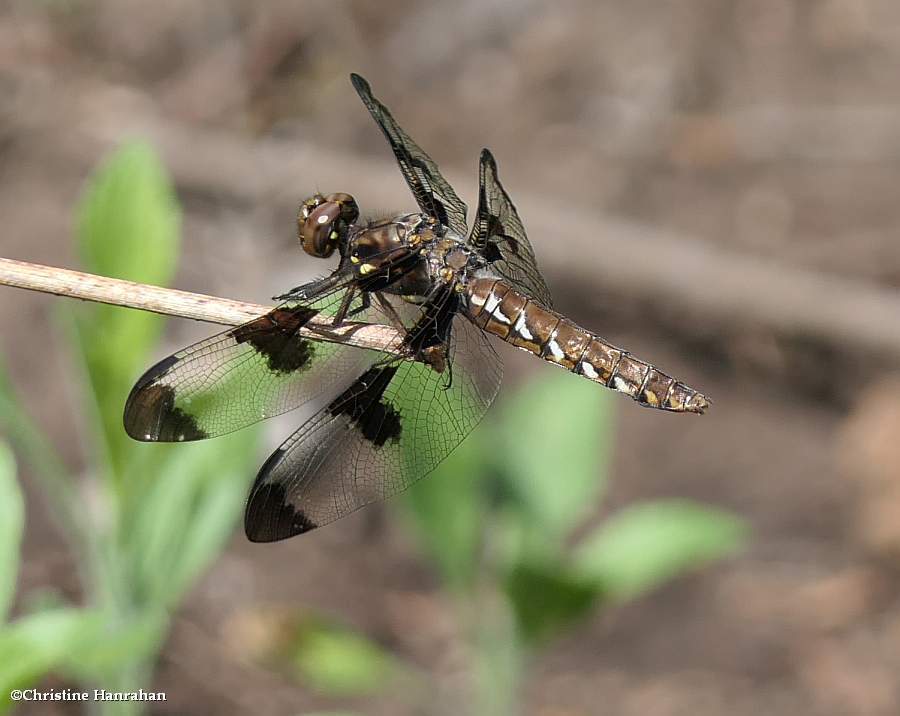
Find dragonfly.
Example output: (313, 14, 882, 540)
(124, 73, 710, 542)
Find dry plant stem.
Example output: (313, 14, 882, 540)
(0, 257, 405, 352)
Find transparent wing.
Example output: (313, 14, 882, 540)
(244, 290, 502, 541)
(123, 278, 391, 442)
(350, 73, 469, 236)
(469, 148, 553, 308)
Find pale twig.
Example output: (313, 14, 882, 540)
(0, 257, 404, 352)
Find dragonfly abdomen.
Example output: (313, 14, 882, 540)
(464, 277, 709, 414)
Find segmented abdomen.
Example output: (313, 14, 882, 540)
(464, 277, 709, 413)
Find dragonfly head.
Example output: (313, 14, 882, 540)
(297, 192, 359, 259)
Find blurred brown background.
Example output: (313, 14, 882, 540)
(3, 1, 900, 714)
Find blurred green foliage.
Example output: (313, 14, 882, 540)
(399, 370, 746, 713)
(0, 444, 23, 623)
(260, 364, 739, 716)
(290, 619, 400, 697)
(0, 143, 259, 715)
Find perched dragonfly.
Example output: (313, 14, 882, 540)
(124, 73, 709, 542)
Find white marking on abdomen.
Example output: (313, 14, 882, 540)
(514, 311, 533, 340)
(546, 338, 564, 361)
(611, 376, 629, 392)
(493, 307, 512, 325)
(579, 361, 598, 380)
(483, 291, 501, 314)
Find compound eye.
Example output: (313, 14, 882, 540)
(297, 193, 326, 220)
(325, 192, 359, 224)
(299, 201, 342, 258)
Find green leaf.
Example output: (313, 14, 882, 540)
(76, 141, 180, 292)
(574, 499, 747, 601)
(125, 428, 259, 607)
(400, 432, 487, 591)
(59, 611, 166, 683)
(126, 446, 207, 599)
(167, 474, 248, 593)
(504, 560, 601, 644)
(470, 598, 522, 716)
(0, 608, 105, 704)
(0, 607, 164, 707)
(497, 371, 613, 542)
(0, 443, 23, 622)
(291, 622, 397, 697)
(70, 141, 181, 478)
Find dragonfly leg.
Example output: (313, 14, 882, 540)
(330, 286, 357, 326)
(346, 292, 372, 319)
(273, 272, 346, 302)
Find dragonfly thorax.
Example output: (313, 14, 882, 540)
(347, 213, 436, 292)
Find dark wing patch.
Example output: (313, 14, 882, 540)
(327, 365, 402, 447)
(230, 307, 318, 375)
(469, 148, 553, 308)
(350, 73, 469, 236)
(244, 298, 502, 542)
(244, 463, 318, 541)
(124, 382, 207, 441)
(403, 287, 459, 354)
(124, 286, 392, 443)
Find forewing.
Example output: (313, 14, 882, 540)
(244, 312, 502, 541)
(469, 148, 553, 308)
(350, 73, 468, 236)
(123, 285, 387, 442)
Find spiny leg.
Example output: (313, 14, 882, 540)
(334, 284, 388, 325)
(346, 291, 372, 320)
(330, 286, 358, 326)
(274, 272, 347, 302)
